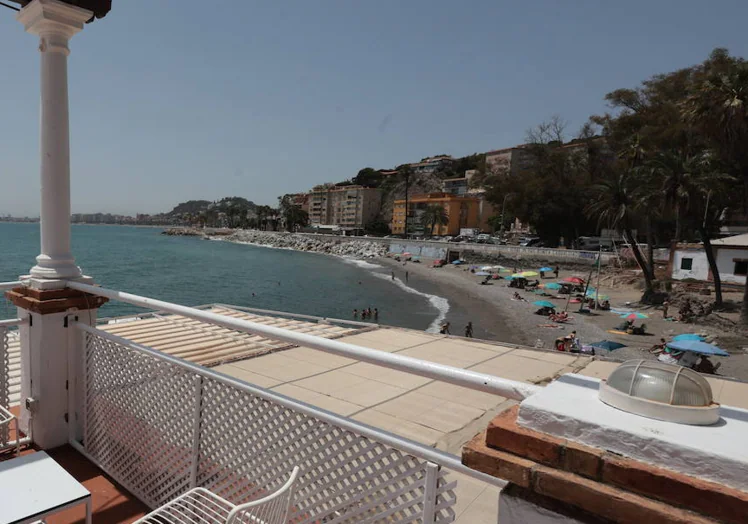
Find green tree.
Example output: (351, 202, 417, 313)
(420, 204, 450, 237)
(684, 50, 748, 320)
(586, 171, 655, 296)
(352, 168, 384, 188)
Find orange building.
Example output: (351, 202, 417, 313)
(391, 193, 492, 236)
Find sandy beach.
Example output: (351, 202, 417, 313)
(379, 256, 748, 381)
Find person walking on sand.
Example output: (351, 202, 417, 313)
(554, 266, 560, 279)
(464, 322, 473, 338)
(406, 271, 409, 283)
(439, 322, 451, 335)
(391, 271, 395, 280)
(662, 300, 670, 319)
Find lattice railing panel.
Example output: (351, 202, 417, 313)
(81, 331, 457, 523)
(0, 327, 9, 446)
(84, 334, 197, 508)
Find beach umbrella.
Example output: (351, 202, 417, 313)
(499, 268, 512, 273)
(511, 273, 524, 278)
(480, 266, 494, 271)
(666, 340, 729, 357)
(521, 271, 539, 277)
(533, 300, 556, 308)
(402, 252, 411, 257)
(452, 260, 463, 265)
(539, 267, 553, 272)
(673, 333, 705, 342)
(475, 271, 491, 276)
(588, 340, 627, 351)
(504, 275, 518, 280)
(544, 283, 562, 290)
(620, 312, 648, 320)
(563, 277, 585, 284)
(492, 265, 505, 270)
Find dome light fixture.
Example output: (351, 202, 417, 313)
(599, 359, 720, 426)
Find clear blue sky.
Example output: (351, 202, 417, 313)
(1, 0, 746, 216)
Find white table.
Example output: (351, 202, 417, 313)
(0, 451, 92, 524)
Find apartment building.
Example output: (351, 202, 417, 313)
(308, 185, 381, 230)
(391, 192, 487, 236)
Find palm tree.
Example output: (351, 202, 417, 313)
(686, 55, 748, 318)
(420, 204, 449, 237)
(586, 171, 654, 296)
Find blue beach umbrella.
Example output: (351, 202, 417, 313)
(452, 260, 463, 265)
(539, 267, 553, 272)
(544, 283, 562, 290)
(673, 334, 706, 342)
(533, 300, 556, 308)
(504, 275, 518, 280)
(588, 340, 626, 351)
(475, 271, 491, 276)
(666, 340, 729, 357)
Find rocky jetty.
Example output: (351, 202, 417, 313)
(221, 230, 388, 258)
(162, 227, 205, 236)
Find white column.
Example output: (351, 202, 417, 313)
(18, 0, 92, 281)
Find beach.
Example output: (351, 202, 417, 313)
(378, 256, 748, 381)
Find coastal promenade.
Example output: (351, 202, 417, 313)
(177, 228, 619, 266)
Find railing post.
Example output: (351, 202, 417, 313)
(189, 375, 203, 488)
(422, 462, 439, 523)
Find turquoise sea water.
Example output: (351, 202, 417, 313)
(0, 223, 444, 330)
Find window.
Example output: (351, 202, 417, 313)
(680, 258, 693, 271)
(735, 260, 748, 276)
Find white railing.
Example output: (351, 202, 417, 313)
(0, 318, 31, 453)
(0, 281, 22, 291)
(68, 281, 541, 401)
(71, 323, 487, 523)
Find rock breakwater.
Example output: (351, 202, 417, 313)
(222, 230, 389, 258)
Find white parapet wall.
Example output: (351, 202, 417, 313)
(517, 374, 748, 493)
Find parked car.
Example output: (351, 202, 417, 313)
(521, 237, 545, 247)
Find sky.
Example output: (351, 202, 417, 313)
(1, 1, 747, 216)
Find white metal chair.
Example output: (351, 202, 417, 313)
(135, 466, 300, 524)
(0, 405, 20, 455)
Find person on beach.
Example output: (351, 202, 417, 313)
(439, 322, 451, 335)
(353, 309, 358, 318)
(464, 322, 473, 338)
(554, 266, 560, 279)
(361, 309, 368, 320)
(406, 271, 409, 282)
(374, 308, 379, 321)
(662, 300, 670, 319)
(391, 271, 395, 280)
(649, 338, 667, 355)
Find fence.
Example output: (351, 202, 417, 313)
(74, 324, 465, 522)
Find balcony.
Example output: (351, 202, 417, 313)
(3, 281, 549, 523)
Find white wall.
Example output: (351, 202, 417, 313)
(671, 249, 709, 281)
(716, 247, 748, 285)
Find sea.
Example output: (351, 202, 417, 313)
(0, 223, 448, 331)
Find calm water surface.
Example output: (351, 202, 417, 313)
(0, 223, 444, 330)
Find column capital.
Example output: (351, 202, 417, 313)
(17, 0, 92, 41)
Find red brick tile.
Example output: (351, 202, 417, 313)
(533, 466, 719, 524)
(462, 431, 533, 488)
(602, 455, 748, 524)
(485, 405, 564, 467)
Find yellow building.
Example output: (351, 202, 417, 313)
(391, 193, 490, 236)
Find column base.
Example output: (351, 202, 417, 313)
(6, 282, 108, 314)
(19, 274, 94, 291)
(29, 254, 82, 281)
